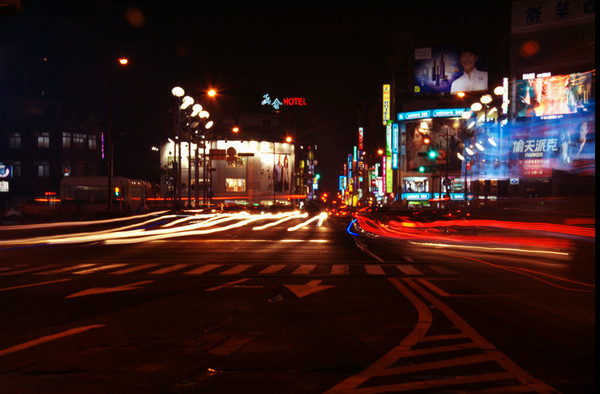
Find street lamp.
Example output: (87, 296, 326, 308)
(187, 103, 213, 208)
(107, 56, 128, 212)
(171, 86, 185, 209)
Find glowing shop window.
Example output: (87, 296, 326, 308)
(226, 178, 246, 192)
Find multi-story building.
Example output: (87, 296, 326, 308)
(0, 96, 105, 210)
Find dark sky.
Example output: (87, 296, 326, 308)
(2, 0, 506, 193)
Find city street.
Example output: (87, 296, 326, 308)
(0, 210, 594, 393)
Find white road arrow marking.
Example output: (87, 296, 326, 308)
(284, 280, 335, 298)
(65, 280, 153, 299)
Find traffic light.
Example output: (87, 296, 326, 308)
(428, 150, 437, 159)
(418, 166, 425, 173)
(114, 187, 120, 197)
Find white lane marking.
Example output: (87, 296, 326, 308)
(110, 263, 159, 275)
(365, 265, 385, 275)
(293, 265, 317, 275)
(330, 265, 349, 275)
(35, 264, 96, 275)
(149, 264, 190, 274)
(73, 264, 126, 275)
(0, 278, 71, 293)
(259, 264, 286, 274)
(396, 264, 423, 276)
(184, 264, 222, 275)
(220, 265, 252, 275)
(0, 324, 106, 358)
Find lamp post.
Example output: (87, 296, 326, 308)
(179, 95, 194, 208)
(188, 104, 212, 208)
(107, 56, 128, 212)
(171, 86, 185, 209)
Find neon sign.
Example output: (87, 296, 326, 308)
(261, 94, 307, 110)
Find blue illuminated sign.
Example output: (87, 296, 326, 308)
(397, 108, 468, 121)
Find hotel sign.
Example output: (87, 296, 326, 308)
(382, 84, 391, 125)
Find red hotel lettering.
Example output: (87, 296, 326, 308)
(282, 97, 307, 106)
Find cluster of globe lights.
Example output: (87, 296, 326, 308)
(456, 86, 506, 162)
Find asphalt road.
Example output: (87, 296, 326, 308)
(0, 211, 595, 393)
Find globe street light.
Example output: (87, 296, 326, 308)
(171, 86, 185, 208)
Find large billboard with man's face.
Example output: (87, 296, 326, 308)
(414, 46, 488, 95)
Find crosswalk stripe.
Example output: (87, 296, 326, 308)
(293, 264, 316, 274)
(0, 264, 60, 276)
(73, 264, 126, 274)
(259, 264, 286, 274)
(185, 264, 222, 275)
(365, 265, 385, 275)
(220, 265, 251, 275)
(2, 263, 459, 278)
(396, 264, 423, 276)
(330, 264, 349, 275)
(149, 264, 190, 274)
(110, 264, 159, 275)
(35, 263, 96, 275)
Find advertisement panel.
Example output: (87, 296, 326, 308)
(515, 70, 594, 118)
(414, 46, 488, 94)
(260, 153, 292, 193)
(508, 115, 595, 177)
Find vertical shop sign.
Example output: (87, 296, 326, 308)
(382, 84, 391, 125)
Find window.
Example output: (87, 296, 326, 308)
(226, 157, 246, 168)
(73, 133, 86, 149)
(36, 161, 50, 177)
(88, 134, 97, 150)
(37, 132, 50, 148)
(12, 161, 21, 177)
(225, 178, 246, 192)
(62, 132, 72, 148)
(9, 133, 21, 149)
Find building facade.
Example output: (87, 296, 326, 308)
(159, 138, 295, 207)
(0, 96, 105, 210)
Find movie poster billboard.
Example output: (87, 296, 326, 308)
(414, 46, 488, 95)
(508, 115, 595, 177)
(260, 153, 292, 193)
(405, 119, 465, 172)
(515, 71, 594, 118)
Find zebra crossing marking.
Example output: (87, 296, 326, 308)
(396, 264, 424, 276)
(259, 264, 286, 274)
(35, 263, 96, 275)
(330, 264, 349, 275)
(220, 264, 251, 275)
(149, 264, 189, 274)
(1, 262, 451, 279)
(184, 264, 222, 275)
(111, 263, 159, 275)
(73, 264, 127, 274)
(293, 264, 317, 275)
(365, 265, 385, 275)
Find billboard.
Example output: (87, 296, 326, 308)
(260, 153, 292, 193)
(515, 71, 594, 118)
(508, 115, 595, 177)
(414, 46, 488, 95)
(405, 119, 464, 172)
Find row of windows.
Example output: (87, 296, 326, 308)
(8, 132, 98, 150)
(5, 161, 96, 178)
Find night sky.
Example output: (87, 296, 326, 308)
(1, 0, 506, 193)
